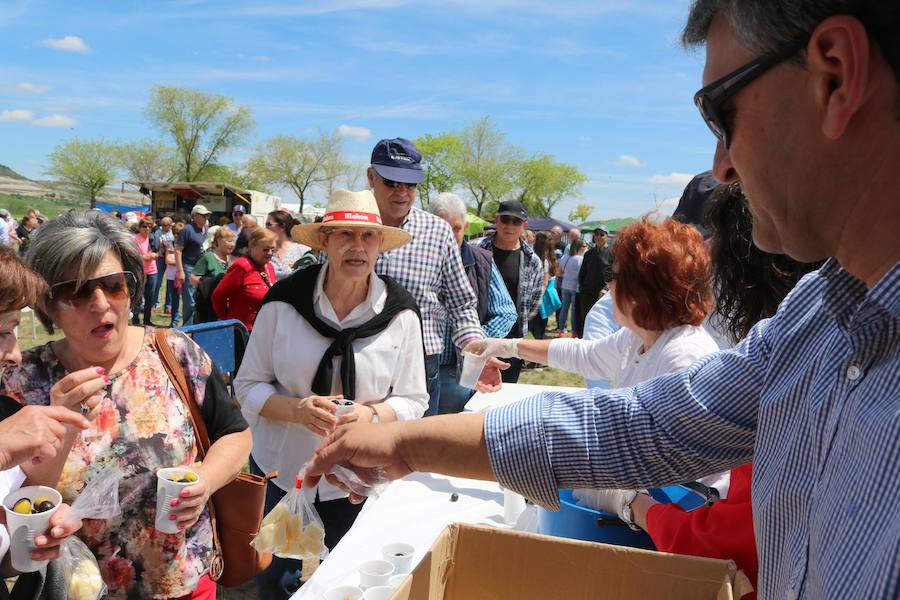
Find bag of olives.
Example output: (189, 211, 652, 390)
(57, 469, 123, 600)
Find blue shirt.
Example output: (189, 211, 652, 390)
(485, 259, 900, 600)
(440, 263, 517, 366)
(176, 222, 207, 267)
(582, 294, 621, 388)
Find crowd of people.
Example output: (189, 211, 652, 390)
(1, 1, 898, 599)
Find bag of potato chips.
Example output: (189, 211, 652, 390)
(59, 469, 122, 600)
(251, 470, 329, 577)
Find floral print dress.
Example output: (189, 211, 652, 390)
(0, 328, 216, 599)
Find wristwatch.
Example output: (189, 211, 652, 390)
(620, 490, 642, 531)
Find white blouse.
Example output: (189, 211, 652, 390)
(547, 324, 719, 388)
(235, 266, 428, 499)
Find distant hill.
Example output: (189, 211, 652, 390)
(0, 164, 28, 180)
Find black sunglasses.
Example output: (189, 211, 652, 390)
(498, 215, 524, 226)
(380, 175, 417, 190)
(48, 271, 136, 309)
(694, 37, 808, 149)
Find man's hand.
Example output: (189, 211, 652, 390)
(304, 422, 412, 499)
(464, 339, 520, 359)
(0, 406, 91, 470)
(475, 357, 508, 393)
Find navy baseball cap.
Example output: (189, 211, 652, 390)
(495, 200, 528, 220)
(370, 138, 424, 184)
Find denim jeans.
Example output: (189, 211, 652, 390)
(424, 354, 441, 416)
(180, 264, 196, 326)
(141, 272, 158, 325)
(437, 363, 475, 414)
(558, 289, 577, 332)
(166, 278, 180, 325)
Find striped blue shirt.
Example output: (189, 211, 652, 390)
(486, 258, 899, 599)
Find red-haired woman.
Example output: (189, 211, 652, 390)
(471, 216, 719, 388)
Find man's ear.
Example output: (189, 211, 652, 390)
(366, 167, 376, 188)
(807, 15, 871, 140)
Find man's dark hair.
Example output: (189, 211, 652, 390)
(683, 1, 900, 85)
(705, 183, 824, 342)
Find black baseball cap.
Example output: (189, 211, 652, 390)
(673, 170, 717, 237)
(370, 138, 424, 184)
(495, 200, 528, 221)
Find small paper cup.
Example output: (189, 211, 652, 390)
(2, 485, 62, 573)
(323, 585, 363, 600)
(359, 559, 394, 589)
(332, 399, 356, 417)
(363, 586, 396, 600)
(155, 467, 199, 534)
(458, 351, 488, 389)
(388, 574, 408, 588)
(381, 542, 414, 574)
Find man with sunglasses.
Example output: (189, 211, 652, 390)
(306, 3, 900, 598)
(363, 138, 499, 415)
(476, 200, 544, 382)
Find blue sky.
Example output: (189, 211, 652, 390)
(0, 0, 717, 220)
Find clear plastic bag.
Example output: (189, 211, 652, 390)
(327, 463, 389, 500)
(250, 472, 328, 565)
(58, 469, 123, 600)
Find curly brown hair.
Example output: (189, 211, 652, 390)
(0, 246, 47, 313)
(612, 216, 713, 331)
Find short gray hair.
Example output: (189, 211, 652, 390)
(27, 209, 144, 332)
(683, 1, 900, 81)
(429, 192, 467, 221)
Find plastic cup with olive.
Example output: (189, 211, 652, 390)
(155, 467, 200, 534)
(3, 485, 63, 572)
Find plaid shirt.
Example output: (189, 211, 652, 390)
(486, 259, 900, 599)
(476, 235, 545, 337)
(375, 208, 483, 356)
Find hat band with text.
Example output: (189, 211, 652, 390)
(322, 211, 383, 225)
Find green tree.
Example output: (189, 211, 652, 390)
(568, 203, 594, 224)
(246, 131, 345, 212)
(146, 86, 254, 181)
(116, 139, 176, 182)
(197, 163, 268, 192)
(46, 138, 118, 208)
(413, 132, 464, 210)
(455, 117, 520, 217)
(515, 154, 588, 217)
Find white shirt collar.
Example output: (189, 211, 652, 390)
(313, 264, 387, 328)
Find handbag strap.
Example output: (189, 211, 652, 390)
(153, 329, 224, 580)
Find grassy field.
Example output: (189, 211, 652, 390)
(0, 192, 87, 220)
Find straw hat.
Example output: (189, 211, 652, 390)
(291, 189, 411, 251)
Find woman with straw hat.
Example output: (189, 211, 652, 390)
(235, 189, 428, 599)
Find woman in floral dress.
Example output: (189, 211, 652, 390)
(0, 210, 252, 599)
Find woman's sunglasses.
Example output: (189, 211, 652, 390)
(48, 271, 136, 309)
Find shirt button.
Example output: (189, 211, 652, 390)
(847, 364, 862, 381)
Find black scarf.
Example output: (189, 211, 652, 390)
(261, 264, 423, 400)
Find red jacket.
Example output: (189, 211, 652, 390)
(646, 464, 758, 599)
(211, 256, 275, 331)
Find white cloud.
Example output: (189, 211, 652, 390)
(656, 196, 680, 208)
(38, 36, 91, 54)
(649, 172, 694, 187)
(616, 154, 643, 167)
(336, 124, 372, 141)
(252, 55, 272, 62)
(0, 109, 35, 122)
(15, 82, 51, 93)
(32, 114, 77, 128)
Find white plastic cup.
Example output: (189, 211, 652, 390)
(381, 542, 414, 574)
(2, 485, 62, 573)
(458, 351, 488, 389)
(388, 574, 407, 588)
(503, 488, 527, 525)
(332, 399, 356, 417)
(323, 585, 363, 600)
(363, 586, 397, 600)
(155, 467, 199, 534)
(359, 559, 394, 590)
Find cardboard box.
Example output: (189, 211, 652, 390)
(389, 523, 749, 600)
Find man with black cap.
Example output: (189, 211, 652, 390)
(476, 200, 544, 382)
(577, 224, 613, 336)
(366, 138, 498, 414)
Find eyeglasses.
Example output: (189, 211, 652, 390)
(48, 271, 135, 309)
(693, 37, 808, 149)
(380, 175, 417, 190)
(140, 224, 151, 229)
(498, 215, 524, 226)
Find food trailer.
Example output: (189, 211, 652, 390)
(124, 180, 281, 223)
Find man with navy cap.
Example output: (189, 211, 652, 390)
(366, 138, 499, 413)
